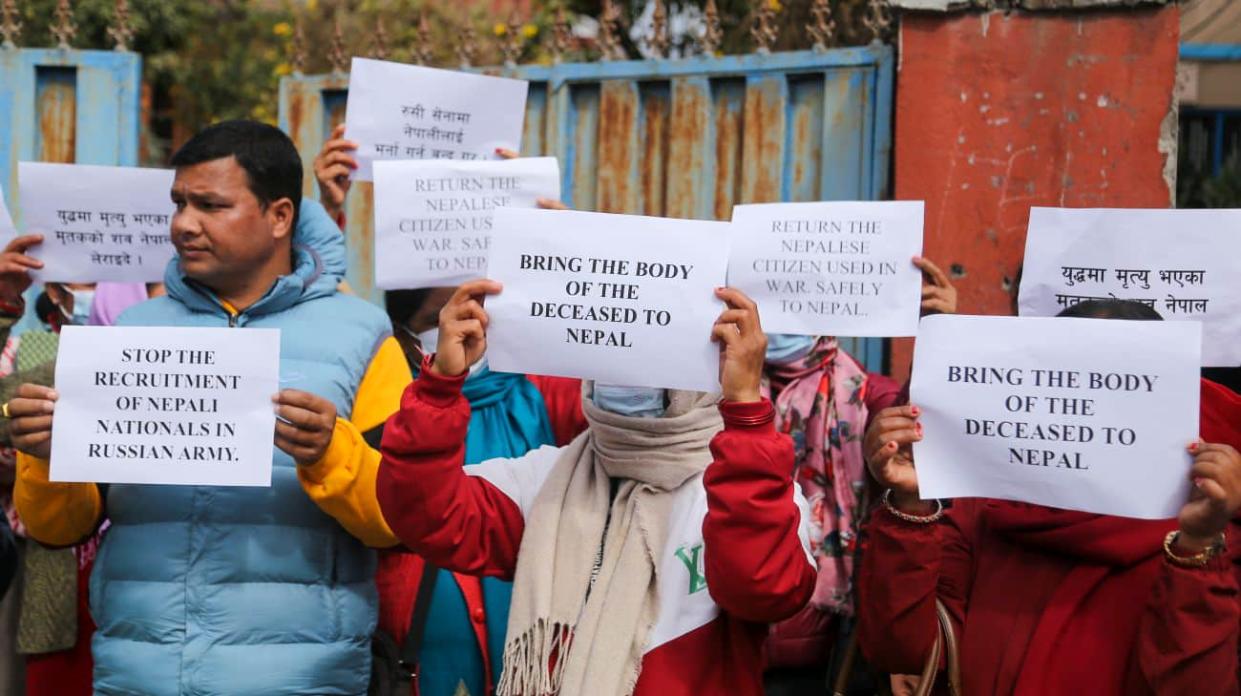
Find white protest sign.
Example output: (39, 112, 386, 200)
(0, 184, 15, 237)
(50, 326, 280, 487)
(486, 208, 730, 392)
(1018, 207, 1241, 367)
(728, 201, 924, 337)
(373, 157, 560, 289)
(18, 162, 175, 283)
(910, 314, 1201, 519)
(344, 57, 528, 181)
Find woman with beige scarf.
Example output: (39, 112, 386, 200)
(377, 280, 816, 696)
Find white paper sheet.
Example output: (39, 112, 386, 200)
(344, 57, 529, 181)
(50, 326, 281, 487)
(727, 201, 924, 337)
(910, 314, 1201, 519)
(18, 162, 176, 283)
(1018, 206, 1241, 367)
(373, 157, 560, 289)
(485, 208, 731, 392)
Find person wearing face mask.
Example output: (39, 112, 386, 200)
(371, 287, 587, 696)
(761, 255, 958, 694)
(375, 280, 816, 696)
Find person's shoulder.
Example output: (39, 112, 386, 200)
(114, 296, 185, 326)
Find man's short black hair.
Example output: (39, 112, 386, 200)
(1056, 298, 1163, 321)
(170, 120, 302, 218)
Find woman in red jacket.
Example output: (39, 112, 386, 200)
(377, 281, 815, 696)
(857, 299, 1241, 695)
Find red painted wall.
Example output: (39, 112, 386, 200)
(889, 6, 1179, 380)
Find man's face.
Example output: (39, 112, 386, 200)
(169, 157, 291, 290)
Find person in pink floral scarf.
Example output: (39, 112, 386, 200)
(762, 256, 957, 695)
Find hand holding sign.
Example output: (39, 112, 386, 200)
(711, 288, 766, 404)
(313, 124, 359, 221)
(915, 257, 957, 316)
(273, 390, 338, 467)
(9, 383, 57, 460)
(864, 404, 931, 514)
(1179, 441, 1241, 551)
(0, 234, 45, 305)
(431, 279, 502, 378)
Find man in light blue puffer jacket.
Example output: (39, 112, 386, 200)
(9, 120, 412, 695)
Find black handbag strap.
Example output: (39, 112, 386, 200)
(399, 560, 441, 678)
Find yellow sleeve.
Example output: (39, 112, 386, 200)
(14, 452, 103, 547)
(352, 336, 412, 433)
(297, 336, 412, 548)
(298, 417, 400, 547)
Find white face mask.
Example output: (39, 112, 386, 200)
(58, 287, 95, 326)
(415, 327, 439, 354)
(592, 384, 667, 418)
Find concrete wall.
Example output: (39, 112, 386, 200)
(888, 6, 1180, 379)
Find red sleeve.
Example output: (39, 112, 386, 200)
(377, 357, 525, 579)
(526, 374, 588, 446)
(857, 502, 975, 674)
(864, 372, 903, 413)
(1132, 521, 1240, 694)
(702, 399, 816, 623)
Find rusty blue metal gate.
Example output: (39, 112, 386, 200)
(280, 45, 893, 369)
(0, 47, 141, 222)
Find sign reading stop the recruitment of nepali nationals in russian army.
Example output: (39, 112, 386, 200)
(728, 201, 925, 337)
(18, 162, 176, 283)
(485, 208, 731, 392)
(373, 157, 560, 289)
(50, 326, 281, 487)
(344, 57, 529, 181)
(1018, 207, 1241, 367)
(910, 314, 1201, 520)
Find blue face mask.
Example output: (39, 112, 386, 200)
(592, 384, 666, 418)
(59, 288, 95, 326)
(765, 333, 816, 364)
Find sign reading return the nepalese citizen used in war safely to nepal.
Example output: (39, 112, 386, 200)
(1018, 206, 1241, 367)
(485, 208, 731, 392)
(50, 327, 281, 487)
(343, 57, 529, 181)
(727, 201, 925, 337)
(910, 314, 1201, 520)
(17, 162, 176, 283)
(373, 156, 560, 289)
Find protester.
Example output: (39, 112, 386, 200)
(375, 280, 814, 696)
(858, 299, 1241, 694)
(762, 255, 958, 694)
(375, 287, 586, 696)
(7, 120, 411, 696)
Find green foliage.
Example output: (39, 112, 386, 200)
(1178, 154, 1241, 209)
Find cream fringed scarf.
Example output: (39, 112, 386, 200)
(496, 386, 724, 696)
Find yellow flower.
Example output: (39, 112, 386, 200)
(493, 23, 507, 36)
(306, 0, 318, 10)
(767, 0, 781, 10)
(273, 22, 292, 37)
(274, 62, 293, 77)
(521, 24, 538, 39)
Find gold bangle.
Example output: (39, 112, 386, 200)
(1, 402, 9, 419)
(1163, 530, 1226, 568)
(882, 489, 944, 524)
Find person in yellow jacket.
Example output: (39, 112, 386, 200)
(6, 120, 408, 696)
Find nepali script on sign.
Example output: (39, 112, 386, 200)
(373, 157, 560, 289)
(50, 326, 281, 487)
(344, 57, 529, 181)
(1018, 207, 1241, 367)
(485, 208, 730, 392)
(910, 315, 1201, 520)
(18, 162, 175, 283)
(728, 201, 924, 337)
